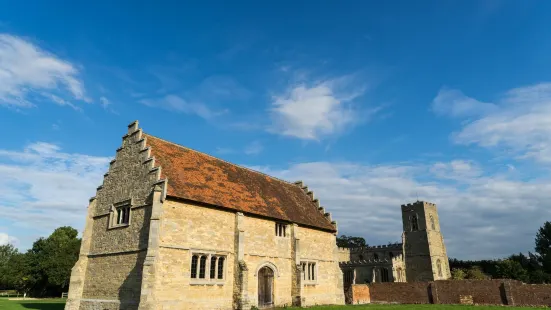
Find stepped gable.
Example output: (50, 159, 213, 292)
(144, 133, 336, 232)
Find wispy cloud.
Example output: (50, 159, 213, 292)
(0, 142, 110, 249)
(268, 76, 370, 140)
(244, 141, 263, 155)
(255, 160, 551, 260)
(432, 87, 497, 118)
(99, 96, 110, 109)
(0, 33, 89, 109)
(140, 95, 228, 120)
(433, 83, 551, 163)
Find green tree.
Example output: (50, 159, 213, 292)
(336, 235, 367, 248)
(5, 252, 36, 295)
(4, 226, 81, 296)
(37, 226, 81, 288)
(0, 244, 19, 289)
(451, 268, 466, 280)
(529, 269, 551, 284)
(465, 266, 488, 280)
(494, 259, 529, 282)
(535, 221, 551, 273)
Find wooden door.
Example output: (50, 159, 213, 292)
(258, 266, 274, 308)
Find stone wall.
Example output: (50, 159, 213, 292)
(299, 226, 344, 306)
(512, 282, 551, 306)
(370, 282, 431, 304)
(434, 280, 505, 305)
(66, 121, 165, 310)
(350, 285, 370, 304)
(350, 280, 551, 307)
(155, 200, 236, 310)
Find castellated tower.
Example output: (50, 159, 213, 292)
(402, 201, 451, 282)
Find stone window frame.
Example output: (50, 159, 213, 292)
(436, 259, 443, 278)
(430, 215, 436, 230)
(275, 222, 287, 237)
(108, 198, 133, 229)
(189, 251, 226, 285)
(300, 260, 318, 285)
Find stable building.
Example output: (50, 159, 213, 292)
(65, 121, 345, 310)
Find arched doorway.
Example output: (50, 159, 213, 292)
(258, 266, 274, 308)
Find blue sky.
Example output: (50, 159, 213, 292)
(1, 0, 551, 259)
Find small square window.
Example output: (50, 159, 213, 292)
(116, 206, 131, 225)
(275, 223, 287, 237)
(300, 261, 317, 284)
(109, 199, 132, 229)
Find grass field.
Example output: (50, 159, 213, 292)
(274, 305, 535, 310)
(0, 299, 541, 310)
(276, 305, 538, 310)
(0, 298, 65, 310)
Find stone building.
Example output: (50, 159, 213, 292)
(338, 201, 451, 284)
(65, 121, 345, 310)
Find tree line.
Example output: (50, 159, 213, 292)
(448, 221, 551, 283)
(336, 221, 551, 284)
(0, 227, 80, 297)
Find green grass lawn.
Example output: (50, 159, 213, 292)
(276, 305, 539, 310)
(0, 299, 541, 310)
(0, 298, 66, 310)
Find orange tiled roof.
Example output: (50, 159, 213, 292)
(144, 134, 336, 232)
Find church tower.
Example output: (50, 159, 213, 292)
(401, 201, 450, 282)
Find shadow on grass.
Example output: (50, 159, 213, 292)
(19, 302, 65, 310)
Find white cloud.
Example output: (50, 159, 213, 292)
(244, 141, 263, 155)
(0, 33, 88, 108)
(432, 87, 497, 118)
(269, 78, 367, 140)
(140, 95, 227, 120)
(255, 160, 551, 260)
(99, 96, 110, 108)
(0, 233, 18, 246)
(437, 83, 551, 163)
(0, 142, 110, 249)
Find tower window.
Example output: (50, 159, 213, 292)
(430, 215, 436, 230)
(358, 254, 364, 260)
(389, 252, 394, 259)
(410, 214, 419, 231)
(436, 259, 443, 278)
(373, 253, 379, 260)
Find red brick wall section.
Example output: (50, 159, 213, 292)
(512, 282, 551, 306)
(351, 285, 370, 304)
(369, 282, 431, 304)
(355, 280, 551, 306)
(435, 280, 506, 305)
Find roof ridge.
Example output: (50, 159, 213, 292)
(143, 132, 301, 189)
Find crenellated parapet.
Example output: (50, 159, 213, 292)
(401, 200, 436, 210)
(294, 180, 338, 233)
(338, 243, 403, 253)
(339, 258, 392, 266)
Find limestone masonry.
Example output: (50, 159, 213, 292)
(65, 120, 450, 310)
(338, 201, 451, 287)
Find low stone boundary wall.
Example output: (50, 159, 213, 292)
(346, 280, 551, 307)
